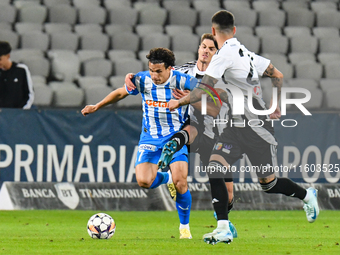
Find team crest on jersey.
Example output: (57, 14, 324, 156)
(145, 100, 168, 108)
(214, 143, 223, 150)
(253, 85, 261, 96)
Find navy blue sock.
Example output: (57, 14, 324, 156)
(176, 190, 192, 224)
(150, 172, 169, 189)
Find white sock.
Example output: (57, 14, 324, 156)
(167, 170, 173, 184)
(179, 223, 190, 230)
(217, 220, 230, 230)
(303, 189, 310, 203)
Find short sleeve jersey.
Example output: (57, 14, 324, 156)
(205, 37, 270, 123)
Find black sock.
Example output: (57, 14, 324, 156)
(209, 178, 228, 220)
(228, 198, 234, 213)
(170, 130, 189, 152)
(261, 177, 307, 200)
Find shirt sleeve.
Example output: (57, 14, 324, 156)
(184, 75, 198, 91)
(205, 53, 233, 79)
(253, 54, 270, 76)
(20, 64, 34, 109)
(124, 75, 140, 95)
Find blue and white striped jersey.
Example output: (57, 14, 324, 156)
(125, 70, 197, 140)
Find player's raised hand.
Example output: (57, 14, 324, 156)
(172, 89, 190, 99)
(168, 99, 180, 111)
(81, 105, 98, 116)
(125, 73, 136, 90)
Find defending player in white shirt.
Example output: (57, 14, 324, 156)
(169, 11, 319, 245)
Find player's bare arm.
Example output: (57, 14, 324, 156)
(81, 86, 129, 116)
(263, 63, 283, 119)
(263, 63, 283, 98)
(172, 88, 221, 117)
(168, 74, 219, 111)
(215, 88, 229, 104)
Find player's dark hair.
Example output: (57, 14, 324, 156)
(0, 41, 11, 56)
(200, 33, 218, 49)
(146, 48, 175, 68)
(211, 10, 235, 34)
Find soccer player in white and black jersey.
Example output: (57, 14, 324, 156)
(169, 11, 320, 245)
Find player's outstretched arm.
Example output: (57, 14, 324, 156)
(168, 74, 219, 111)
(173, 88, 221, 117)
(81, 86, 129, 116)
(263, 63, 283, 119)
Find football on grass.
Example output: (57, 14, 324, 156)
(87, 213, 116, 239)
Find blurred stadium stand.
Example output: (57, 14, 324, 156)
(0, 0, 339, 110)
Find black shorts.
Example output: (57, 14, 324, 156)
(190, 119, 233, 182)
(211, 125, 278, 178)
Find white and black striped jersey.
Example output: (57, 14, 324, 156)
(205, 37, 277, 145)
(174, 61, 229, 139)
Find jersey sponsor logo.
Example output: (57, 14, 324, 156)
(145, 100, 168, 108)
(222, 144, 233, 154)
(138, 144, 157, 151)
(224, 144, 232, 150)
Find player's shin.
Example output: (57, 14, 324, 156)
(176, 190, 192, 239)
(176, 190, 192, 225)
(260, 177, 306, 199)
(209, 178, 229, 221)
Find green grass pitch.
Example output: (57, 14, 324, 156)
(0, 210, 339, 255)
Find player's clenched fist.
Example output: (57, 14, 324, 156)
(81, 105, 98, 116)
(168, 99, 180, 111)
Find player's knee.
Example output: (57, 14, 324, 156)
(136, 177, 152, 189)
(173, 177, 187, 194)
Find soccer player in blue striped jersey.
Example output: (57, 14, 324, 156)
(81, 48, 197, 239)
